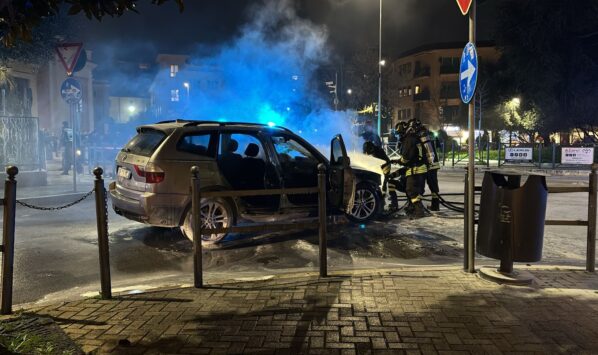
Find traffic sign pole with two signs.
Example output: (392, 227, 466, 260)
(459, 42, 478, 104)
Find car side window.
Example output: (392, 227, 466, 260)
(177, 133, 214, 157)
(271, 135, 319, 165)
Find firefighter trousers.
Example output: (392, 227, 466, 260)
(425, 168, 440, 198)
(406, 173, 426, 204)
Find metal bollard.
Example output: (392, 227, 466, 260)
(486, 143, 490, 167)
(191, 166, 203, 288)
(1, 166, 18, 314)
(552, 143, 557, 169)
(317, 164, 327, 277)
(587, 164, 598, 272)
(93, 167, 111, 299)
(452, 140, 455, 167)
(442, 142, 446, 166)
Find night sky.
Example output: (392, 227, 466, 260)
(81, 0, 498, 63)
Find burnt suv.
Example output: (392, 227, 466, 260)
(109, 120, 382, 244)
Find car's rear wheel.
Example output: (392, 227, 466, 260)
(181, 197, 235, 245)
(347, 183, 380, 222)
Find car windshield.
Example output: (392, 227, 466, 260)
(122, 130, 166, 157)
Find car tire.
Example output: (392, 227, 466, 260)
(180, 197, 236, 246)
(347, 183, 381, 223)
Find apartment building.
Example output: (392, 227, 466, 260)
(389, 42, 499, 131)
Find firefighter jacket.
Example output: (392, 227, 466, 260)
(398, 134, 428, 176)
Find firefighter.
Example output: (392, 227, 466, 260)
(414, 120, 441, 211)
(395, 119, 428, 218)
(363, 140, 399, 211)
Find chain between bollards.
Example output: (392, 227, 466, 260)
(93, 167, 111, 299)
(317, 164, 327, 277)
(191, 166, 203, 288)
(1, 166, 18, 314)
(587, 164, 598, 272)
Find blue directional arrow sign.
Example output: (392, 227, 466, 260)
(459, 42, 478, 104)
(60, 78, 82, 104)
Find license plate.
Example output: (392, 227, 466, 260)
(118, 167, 132, 179)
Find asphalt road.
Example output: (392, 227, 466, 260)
(3, 170, 593, 307)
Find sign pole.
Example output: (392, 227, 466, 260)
(71, 102, 77, 192)
(467, 0, 476, 273)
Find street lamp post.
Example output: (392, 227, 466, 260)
(377, 0, 382, 137)
(183, 82, 190, 100)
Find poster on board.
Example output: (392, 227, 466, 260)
(505, 147, 533, 162)
(561, 147, 594, 165)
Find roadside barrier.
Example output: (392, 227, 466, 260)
(0, 166, 109, 314)
(0, 162, 595, 314)
(462, 165, 598, 273)
(190, 164, 329, 287)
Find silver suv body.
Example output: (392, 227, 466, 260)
(110, 120, 381, 244)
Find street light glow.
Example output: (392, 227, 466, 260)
(347, 89, 352, 95)
(379, 60, 386, 66)
(183, 82, 190, 89)
(127, 105, 136, 113)
(511, 97, 521, 106)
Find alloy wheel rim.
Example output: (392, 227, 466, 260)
(350, 189, 376, 220)
(186, 200, 230, 242)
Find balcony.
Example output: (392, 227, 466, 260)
(413, 66, 431, 78)
(440, 65, 460, 75)
(413, 90, 430, 102)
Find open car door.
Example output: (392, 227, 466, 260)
(329, 134, 356, 213)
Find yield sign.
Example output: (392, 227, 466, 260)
(455, 0, 473, 15)
(55, 43, 83, 76)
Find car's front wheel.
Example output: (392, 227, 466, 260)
(347, 183, 380, 222)
(181, 197, 235, 245)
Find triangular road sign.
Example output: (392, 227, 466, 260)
(55, 43, 83, 76)
(455, 0, 473, 15)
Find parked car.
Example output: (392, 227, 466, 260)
(109, 120, 382, 245)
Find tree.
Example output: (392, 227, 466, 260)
(494, 0, 598, 137)
(0, 0, 184, 47)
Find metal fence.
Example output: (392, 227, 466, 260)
(0, 164, 330, 314)
(431, 141, 598, 169)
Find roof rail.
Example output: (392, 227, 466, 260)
(182, 120, 293, 132)
(156, 119, 195, 124)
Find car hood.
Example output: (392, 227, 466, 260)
(352, 167, 382, 186)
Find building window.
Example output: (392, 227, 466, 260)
(414, 85, 421, 94)
(171, 89, 180, 102)
(170, 64, 179, 78)
(407, 109, 411, 118)
(408, 87, 412, 96)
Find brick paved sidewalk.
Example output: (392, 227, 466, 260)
(25, 267, 598, 354)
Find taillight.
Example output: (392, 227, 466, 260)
(134, 163, 165, 184)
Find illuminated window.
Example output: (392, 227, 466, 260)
(171, 89, 179, 102)
(415, 85, 421, 94)
(408, 87, 412, 96)
(170, 64, 178, 78)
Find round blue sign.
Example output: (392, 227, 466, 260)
(60, 78, 82, 104)
(459, 42, 478, 104)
